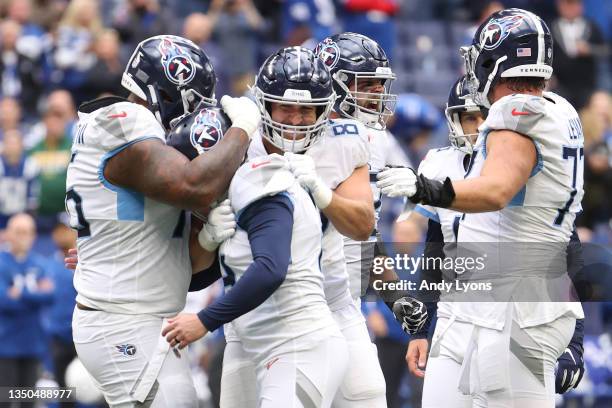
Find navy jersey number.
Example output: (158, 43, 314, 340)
(554, 146, 584, 226)
(332, 123, 359, 136)
(65, 189, 91, 238)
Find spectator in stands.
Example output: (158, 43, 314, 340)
(588, 91, 612, 146)
(281, 0, 335, 47)
(183, 12, 227, 97)
(52, 0, 103, 102)
(578, 91, 612, 230)
(6, 0, 43, 35)
(387, 93, 444, 165)
(0, 96, 23, 143)
(28, 103, 71, 232)
(46, 218, 77, 390)
(208, 0, 263, 95)
(81, 29, 125, 100)
(112, 0, 173, 47)
(551, 0, 606, 109)
(29, 0, 68, 32)
(337, 0, 398, 60)
(0, 130, 39, 230)
(0, 213, 54, 396)
(24, 89, 76, 149)
(0, 19, 44, 116)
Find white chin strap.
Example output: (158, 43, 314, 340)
(477, 55, 508, 108)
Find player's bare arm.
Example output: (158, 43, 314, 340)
(104, 128, 248, 211)
(323, 165, 374, 240)
(450, 129, 537, 212)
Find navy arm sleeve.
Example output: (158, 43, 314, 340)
(197, 194, 294, 332)
(189, 251, 222, 292)
(411, 218, 444, 340)
(568, 318, 585, 354)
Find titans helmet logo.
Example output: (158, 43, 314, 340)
(316, 38, 340, 69)
(159, 38, 196, 85)
(480, 15, 524, 50)
(190, 109, 223, 154)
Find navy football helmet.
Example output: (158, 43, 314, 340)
(445, 76, 483, 154)
(461, 8, 553, 108)
(166, 107, 230, 160)
(121, 35, 217, 130)
(314, 32, 396, 129)
(253, 46, 335, 153)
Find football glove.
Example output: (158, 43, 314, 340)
(392, 296, 428, 335)
(285, 152, 332, 209)
(220, 95, 261, 138)
(555, 344, 585, 394)
(197, 199, 236, 251)
(376, 167, 455, 208)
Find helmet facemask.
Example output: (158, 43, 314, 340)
(169, 85, 217, 128)
(253, 87, 335, 153)
(445, 102, 481, 155)
(334, 67, 397, 129)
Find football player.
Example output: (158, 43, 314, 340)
(66, 35, 260, 407)
(162, 47, 350, 408)
(377, 9, 585, 406)
(394, 76, 585, 402)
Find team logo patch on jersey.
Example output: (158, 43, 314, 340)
(115, 344, 137, 357)
(480, 15, 524, 50)
(316, 38, 340, 69)
(159, 38, 196, 85)
(190, 109, 223, 154)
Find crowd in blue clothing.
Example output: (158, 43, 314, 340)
(0, 0, 610, 407)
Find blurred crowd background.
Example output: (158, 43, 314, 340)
(0, 0, 610, 407)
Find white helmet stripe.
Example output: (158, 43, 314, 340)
(525, 10, 545, 64)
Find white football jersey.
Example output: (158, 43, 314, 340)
(220, 154, 336, 360)
(66, 100, 191, 316)
(460, 92, 585, 242)
(307, 119, 370, 310)
(415, 146, 474, 244)
(343, 126, 411, 299)
(450, 92, 584, 328)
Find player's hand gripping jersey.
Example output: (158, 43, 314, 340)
(66, 97, 191, 316)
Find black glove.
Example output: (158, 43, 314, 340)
(392, 296, 428, 335)
(555, 344, 585, 393)
(411, 173, 456, 208)
(376, 167, 455, 208)
(555, 319, 585, 394)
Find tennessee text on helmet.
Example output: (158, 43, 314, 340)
(460, 8, 553, 108)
